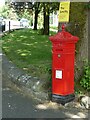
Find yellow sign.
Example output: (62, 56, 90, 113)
(58, 1, 70, 22)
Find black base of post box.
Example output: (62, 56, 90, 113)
(52, 94, 75, 105)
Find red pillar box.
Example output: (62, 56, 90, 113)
(49, 25, 79, 105)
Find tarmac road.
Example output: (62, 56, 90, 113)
(2, 71, 88, 119)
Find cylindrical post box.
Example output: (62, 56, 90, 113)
(49, 25, 79, 105)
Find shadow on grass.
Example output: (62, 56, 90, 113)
(2, 28, 52, 81)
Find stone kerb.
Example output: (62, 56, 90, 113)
(2, 53, 49, 102)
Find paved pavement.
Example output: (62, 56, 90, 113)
(2, 71, 88, 118)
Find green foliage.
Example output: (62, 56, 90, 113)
(21, 9, 29, 19)
(0, 4, 18, 19)
(80, 64, 90, 91)
(84, 2, 90, 9)
(17, 9, 33, 26)
(0, 5, 10, 18)
(49, 2, 59, 12)
(75, 89, 83, 95)
(50, 26, 58, 30)
(38, 12, 43, 28)
(20, 9, 33, 26)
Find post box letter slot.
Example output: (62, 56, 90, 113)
(56, 70, 62, 79)
(56, 49, 63, 51)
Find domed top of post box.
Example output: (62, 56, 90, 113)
(49, 24, 79, 43)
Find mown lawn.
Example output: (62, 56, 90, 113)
(2, 29, 56, 80)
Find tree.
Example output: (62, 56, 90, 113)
(43, 3, 49, 35)
(0, 4, 10, 18)
(67, 3, 88, 80)
(42, 2, 59, 35)
(33, 2, 40, 30)
(10, 2, 33, 18)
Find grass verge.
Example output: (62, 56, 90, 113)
(2, 29, 56, 84)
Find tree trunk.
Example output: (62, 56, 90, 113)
(88, 9, 90, 61)
(58, 3, 88, 81)
(34, 3, 40, 30)
(58, 22, 63, 32)
(43, 4, 49, 35)
(34, 10, 38, 30)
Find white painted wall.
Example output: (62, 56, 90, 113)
(4, 19, 21, 31)
(50, 11, 58, 27)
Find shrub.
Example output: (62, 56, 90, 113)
(80, 64, 90, 91)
